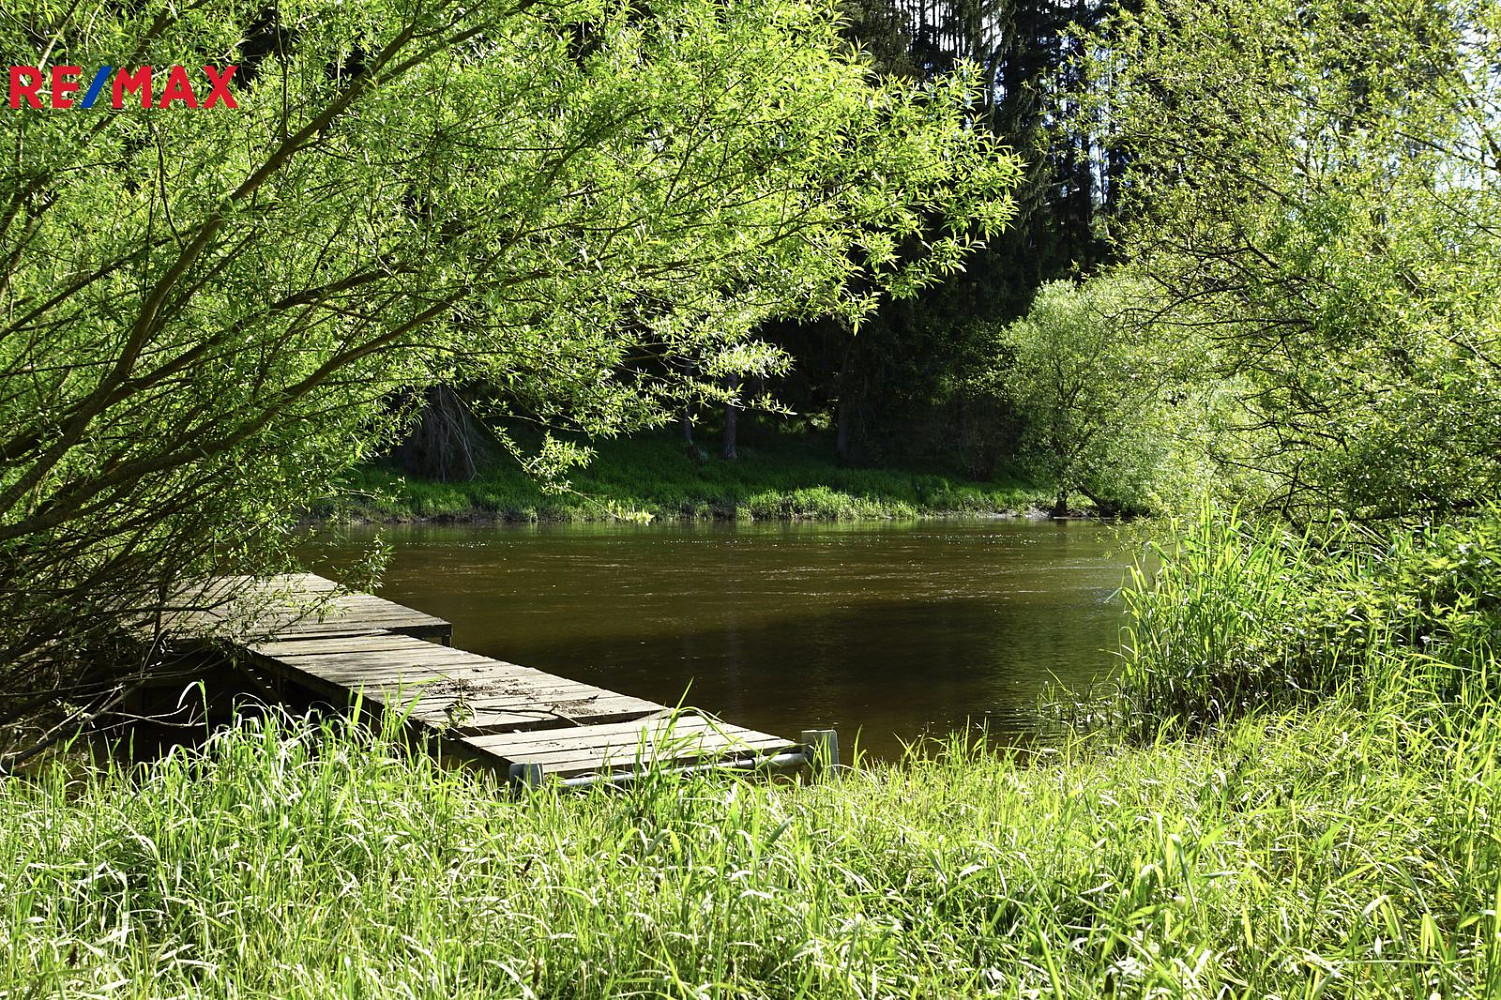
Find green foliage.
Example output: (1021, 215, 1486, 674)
(0, 0, 1019, 725)
(1087, 0, 1501, 519)
(980, 277, 1182, 515)
(750, 0, 1118, 470)
(1116, 508, 1501, 734)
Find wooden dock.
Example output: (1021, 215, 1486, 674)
(164, 573, 827, 786)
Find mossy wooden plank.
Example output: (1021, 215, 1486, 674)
(178, 574, 798, 784)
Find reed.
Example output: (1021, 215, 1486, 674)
(1114, 507, 1501, 734)
(4, 693, 1501, 997)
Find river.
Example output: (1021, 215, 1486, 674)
(305, 519, 1133, 760)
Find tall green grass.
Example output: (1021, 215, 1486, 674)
(6, 699, 1501, 997)
(1115, 508, 1501, 734)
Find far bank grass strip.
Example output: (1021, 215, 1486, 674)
(320, 433, 1043, 522)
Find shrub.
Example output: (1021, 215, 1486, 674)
(1115, 508, 1501, 734)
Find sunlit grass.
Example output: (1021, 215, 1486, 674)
(319, 431, 1041, 522)
(5, 697, 1501, 998)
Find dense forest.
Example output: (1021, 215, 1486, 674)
(389, 0, 1501, 528)
(751, 0, 1117, 478)
(392, 0, 1132, 512)
(735, 0, 1501, 525)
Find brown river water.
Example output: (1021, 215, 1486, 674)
(303, 519, 1133, 760)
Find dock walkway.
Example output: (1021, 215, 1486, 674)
(165, 574, 823, 786)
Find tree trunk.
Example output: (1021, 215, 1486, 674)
(722, 375, 738, 460)
(835, 328, 855, 464)
(391, 384, 489, 482)
(681, 358, 694, 446)
(1052, 487, 1069, 519)
(835, 397, 850, 464)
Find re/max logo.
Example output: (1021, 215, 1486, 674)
(8, 66, 238, 109)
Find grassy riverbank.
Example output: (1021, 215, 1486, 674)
(6, 511, 1500, 996)
(318, 433, 1044, 522)
(4, 699, 1498, 997)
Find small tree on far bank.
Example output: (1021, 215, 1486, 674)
(987, 278, 1171, 516)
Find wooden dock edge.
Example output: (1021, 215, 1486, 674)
(495, 726, 841, 791)
(162, 574, 827, 789)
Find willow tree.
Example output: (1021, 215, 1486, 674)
(1085, 0, 1501, 520)
(0, 0, 1018, 750)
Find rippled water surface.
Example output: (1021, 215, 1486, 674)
(306, 519, 1132, 759)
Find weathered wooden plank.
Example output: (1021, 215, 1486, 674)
(279, 620, 448, 641)
(402, 669, 635, 692)
(536, 743, 793, 775)
(171, 573, 802, 784)
(276, 642, 458, 660)
(399, 686, 660, 717)
(297, 669, 452, 688)
(461, 714, 797, 777)
(294, 663, 624, 699)
(405, 690, 659, 716)
(522, 723, 792, 762)
(526, 724, 790, 757)
(407, 704, 660, 736)
(363, 680, 647, 706)
(266, 640, 457, 656)
(464, 713, 714, 749)
(261, 637, 478, 661)
(267, 645, 477, 669)
(252, 636, 447, 657)
(385, 669, 634, 698)
(163, 573, 450, 643)
(512, 727, 792, 762)
(261, 646, 474, 666)
(413, 689, 656, 716)
(445, 705, 659, 728)
(475, 712, 783, 744)
(406, 698, 646, 719)
(406, 688, 656, 712)
(272, 645, 484, 664)
(487, 736, 795, 778)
